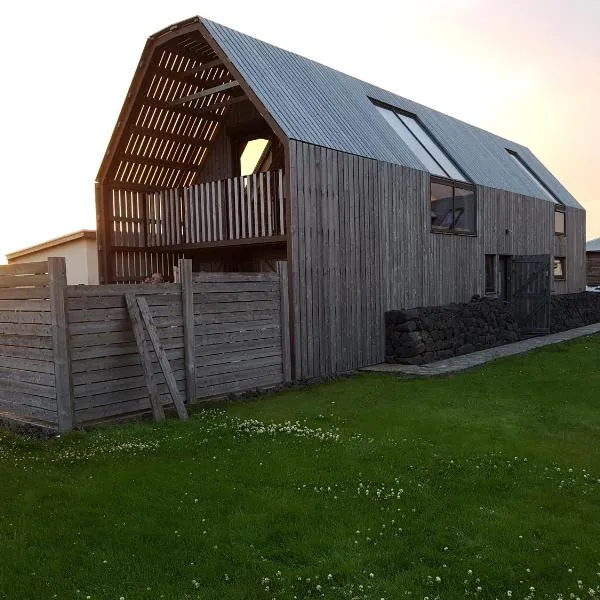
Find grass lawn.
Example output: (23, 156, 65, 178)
(1, 336, 600, 600)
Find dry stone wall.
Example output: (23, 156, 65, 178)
(550, 292, 600, 333)
(385, 299, 520, 365)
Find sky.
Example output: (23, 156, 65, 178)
(1, 0, 598, 262)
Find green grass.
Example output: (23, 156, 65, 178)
(1, 336, 600, 600)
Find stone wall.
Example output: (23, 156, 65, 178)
(550, 292, 600, 333)
(385, 299, 520, 365)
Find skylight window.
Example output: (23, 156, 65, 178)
(375, 104, 467, 182)
(506, 149, 561, 205)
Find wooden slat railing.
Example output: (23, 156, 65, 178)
(145, 169, 285, 247)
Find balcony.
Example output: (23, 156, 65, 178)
(145, 169, 285, 250)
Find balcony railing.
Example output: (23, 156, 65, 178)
(145, 169, 285, 247)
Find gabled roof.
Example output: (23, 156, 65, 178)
(202, 18, 581, 209)
(6, 230, 96, 261)
(587, 237, 600, 252)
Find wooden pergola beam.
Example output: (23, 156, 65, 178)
(181, 58, 223, 77)
(135, 97, 223, 121)
(170, 80, 240, 106)
(107, 181, 170, 193)
(190, 94, 249, 115)
(128, 125, 211, 148)
(120, 152, 202, 172)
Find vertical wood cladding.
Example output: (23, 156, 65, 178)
(587, 253, 600, 286)
(289, 141, 586, 379)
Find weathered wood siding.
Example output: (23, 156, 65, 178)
(587, 252, 600, 286)
(193, 272, 286, 399)
(64, 272, 288, 425)
(288, 141, 586, 379)
(0, 263, 57, 425)
(67, 284, 186, 423)
(555, 207, 586, 292)
(0, 287, 57, 425)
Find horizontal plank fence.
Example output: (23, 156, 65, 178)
(0, 260, 62, 428)
(0, 258, 291, 431)
(193, 265, 289, 400)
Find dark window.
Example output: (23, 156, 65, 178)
(485, 254, 496, 294)
(555, 208, 566, 235)
(553, 257, 566, 280)
(374, 103, 467, 182)
(430, 179, 476, 234)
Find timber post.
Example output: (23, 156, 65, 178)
(179, 258, 197, 404)
(277, 261, 292, 383)
(48, 257, 74, 432)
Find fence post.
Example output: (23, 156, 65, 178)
(277, 261, 292, 382)
(179, 258, 196, 404)
(48, 257, 74, 432)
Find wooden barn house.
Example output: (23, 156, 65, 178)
(97, 16, 586, 381)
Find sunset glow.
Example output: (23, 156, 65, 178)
(1, 0, 598, 262)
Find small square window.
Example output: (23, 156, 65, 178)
(485, 255, 496, 294)
(555, 209, 566, 235)
(553, 257, 566, 280)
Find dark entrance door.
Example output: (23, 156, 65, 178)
(511, 255, 551, 334)
(498, 255, 511, 302)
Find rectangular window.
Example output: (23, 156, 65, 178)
(430, 178, 476, 234)
(555, 208, 566, 235)
(506, 149, 561, 205)
(485, 255, 496, 294)
(553, 257, 566, 280)
(375, 103, 467, 182)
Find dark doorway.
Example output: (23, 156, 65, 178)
(498, 255, 511, 302)
(511, 255, 551, 334)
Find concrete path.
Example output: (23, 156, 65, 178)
(362, 323, 600, 377)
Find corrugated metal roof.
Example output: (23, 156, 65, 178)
(202, 18, 581, 209)
(587, 237, 600, 252)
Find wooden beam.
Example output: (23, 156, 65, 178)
(191, 94, 249, 115)
(171, 81, 240, 106)
(128, 125, 211, 148)
(107, 181, 171, 193)
(181, 58, 223, 77)
(0, 262, 48, 276)
(136, 296, 188, 421)
(144, 235, 287, 253)
(120, 152, 202, 172)
(48, 258, 74, 433)
(0, 274, 49, 288)
(125, 294, 165, 422)
(179, 258, 196, 404)
(146, 62, 225, 82)
(135, 97, 222, 121)
(277, 261, 292, 382)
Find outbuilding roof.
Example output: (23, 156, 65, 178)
(586, 237, 600, 252)
(6, 230, 96, 261)
(202, 18, 581, 209)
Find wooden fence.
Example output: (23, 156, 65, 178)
(0, 258, 290, 432)
(0, 260, 63, 427)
